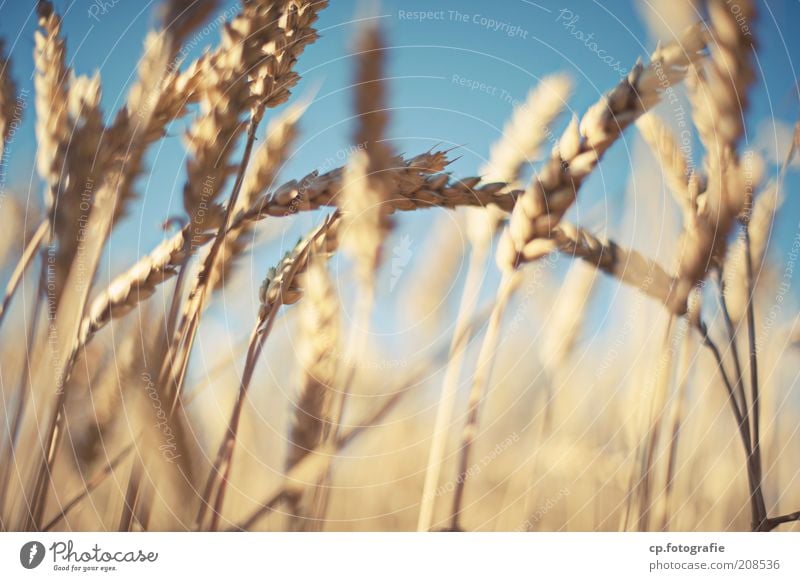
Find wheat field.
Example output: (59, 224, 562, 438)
(0, 0, 799, 532)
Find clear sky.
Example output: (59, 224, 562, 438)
(0, 1, 798, 334)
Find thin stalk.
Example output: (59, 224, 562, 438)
(717, 273, 751, 448)
(766, 511, 800, 530)
(660, 331, 694, 531)
(637, 316, 676, 532)
(0, 220, 47, 328)
(118, 461, 143, 532)
(449, 273, 516, 531)
(697, 320, 765, 530)
(0, 272, 44, 508)
(743, 222, 767, 531)
(198, 309, 275, 531)
(417, 243, 488, 531)
(166, 107, 265, 414)
(306, 281, 375, 530)
(232, 379, 410, 531)
(43, 443, 134, 531)
(697, 321, 750, 452)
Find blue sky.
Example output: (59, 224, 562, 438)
(0, 0, 798, 334)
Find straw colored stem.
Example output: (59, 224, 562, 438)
(417, 243, 488, 531)
(449, 273, 518, 531)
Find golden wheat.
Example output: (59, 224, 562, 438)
(0, 0, 797, 536)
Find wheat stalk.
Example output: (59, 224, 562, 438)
(234, 371, 414, 531)
(203, 100, 308, 295)
(448, 272, 522, 530)
(196, 214, 338, 530)
(418, 74, 571, 532)
(286, 257, 340, 471)
(163, 1, 327, 416)
(285, 257, 340, 529)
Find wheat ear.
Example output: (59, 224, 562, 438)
(338, 22, 394, 288)
(75, 151, 449, 349)
(724, 123, 798, 322)
(526, 222, 683, 314)
(497, 23, 707, 271)
(672, 0, 757, 305)
(286, 257, 340, 471)
(636, 112, 697, 221)
(34, 0, 70, 217)
(165, 1, 327, 414)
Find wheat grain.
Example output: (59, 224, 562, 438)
(74, 151, 463, 346)
(80, 229, 195, 344)
(244, 152, 507, 220)
(249, 1, 327, 109)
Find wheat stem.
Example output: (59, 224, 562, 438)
(417, 243, 488, 531)
(449, 273, 519, 531)
(743, 222, 767, 530)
